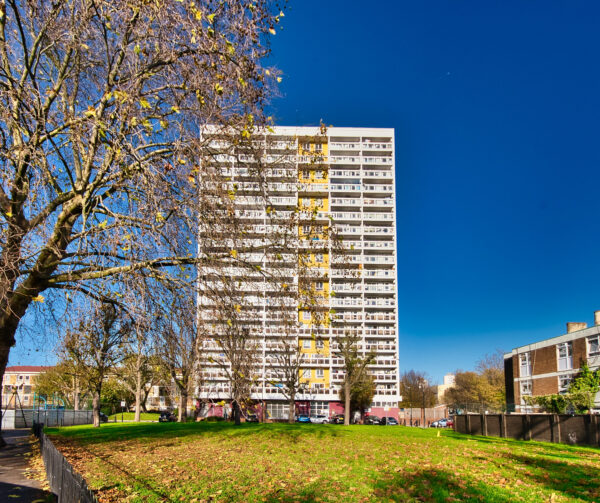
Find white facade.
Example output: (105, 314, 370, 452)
(197, 126, 400, 417)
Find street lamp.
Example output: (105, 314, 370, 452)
(418, 378, 427, 428)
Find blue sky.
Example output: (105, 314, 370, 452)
(9, 2, 600, 385)
(267, 1, 600, 383)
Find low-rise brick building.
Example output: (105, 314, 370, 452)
(1, 366, 51, 408)
(504, 311, 600, 412)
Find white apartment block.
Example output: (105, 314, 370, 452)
(197, 126, 400, 420)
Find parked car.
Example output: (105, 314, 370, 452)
(99, 412, 109, 423)
(431, 418, 451, 428)
(159, 411, 176, 422)
(310, 414, 329, 424)
(332, 414, 345, 424)
(445, 418, 454, 428)
(246, 414, 259, 423)
(296, 415, 311, 423)
(379, 417, 398, 425)
(364, 415, 381, 425)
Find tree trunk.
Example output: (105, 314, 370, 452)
(0, 339, 12, 447)
(344, 380, 351, 426)
(92, 389, 101, 428)
(178, 388, 188, 422)
(288, 397, 295, 424)
(232, 400, 241, 426)
(135, 367, 142, 422)
(73, 377, 80, 411)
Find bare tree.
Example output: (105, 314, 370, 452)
(0, 0, 283, 444)
(155, 282, 200, 422)
(35, 359, 92, 409)
(64, 303, 131, 427)
(333, 332, 375, 426)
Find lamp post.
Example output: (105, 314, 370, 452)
(419, 378, 427, 428)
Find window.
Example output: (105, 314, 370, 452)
(302, 369, 311, 378)
(302, 225, 310, 235)
(314, 144, 323, 152)
(589, 335, 600, 356)
(267, 402, 290, 420)
(301, 143, 311, 151)
(519, 352, 531, 377)
(520, 380, 532, 396)
(557, 342, 573, 370)
(310, 401, 328, 416)
(315, 282, 323, 291)
(558, 375, 573, 394)
(315, 253, 324, 263)
(316, 369, 324, 379)
(302, 312, 311, 322)
(315, 339, 324, 349)
(302, 339, 312, 349)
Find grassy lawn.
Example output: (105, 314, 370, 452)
(45, 422, 600, 503)
(106, 412, 160, 422)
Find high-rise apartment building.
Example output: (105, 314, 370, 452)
(197, 126, 400, 420)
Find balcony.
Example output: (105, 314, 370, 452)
(331, 198, 361, 206)
(363, 184, 393, 193)
(329, 142, 361, 150)
(362, 156, 393, 164)
(330, 170, 361, 177)
(363, 213, 394, 221)
(363, 198, 393, 207)
(330, 184, 361, 192)
(330, 211, 362, 221)
(363, 170, 393, 179)
(361, 142, 392, 151)
(363, 226, 394, 236)
(364, 284, 395, 294)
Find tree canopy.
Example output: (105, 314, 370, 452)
(0, 0, 284, 441)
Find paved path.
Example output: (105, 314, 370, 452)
(0, 428, 50, 502)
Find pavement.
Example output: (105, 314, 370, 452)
(0, 429, 51, 502)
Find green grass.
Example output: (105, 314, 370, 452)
(45, 422, 600, 502)
(106, 412, 160, 421)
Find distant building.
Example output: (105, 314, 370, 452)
(436, 373, 456, 403)
(2, 366, 51, 408)
(504, 310, 600, 412)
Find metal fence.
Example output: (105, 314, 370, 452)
(2, 409, 94, 428)
(33, 422, 98, 503)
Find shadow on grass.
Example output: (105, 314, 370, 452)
(45, 421, 343, 445)
(259, 468, 516, 502)
(498, 452, 600, 501)
(370, 467, 516, 503)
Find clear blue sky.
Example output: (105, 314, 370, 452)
(267, 1, 600, 383)
(9, 2, 600, 385)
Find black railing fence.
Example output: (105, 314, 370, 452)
(33, 422, 98, 503)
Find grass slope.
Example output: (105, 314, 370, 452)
(106, 412, 160, 422)
(46, 422, 600, 502)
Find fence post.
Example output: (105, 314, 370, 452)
(466, 414, 471, 434)
(481, 414, 487, 436)
(522, 414, 532, 441)
(499, 414, 506, 438)
(592, 415, 600, 447)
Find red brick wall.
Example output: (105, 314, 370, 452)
(532, 376, 558, 395)
(531, 346, 557, 375)
(573, 338, 587, 368)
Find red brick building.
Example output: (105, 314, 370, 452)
(504, 311, 600, 412)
